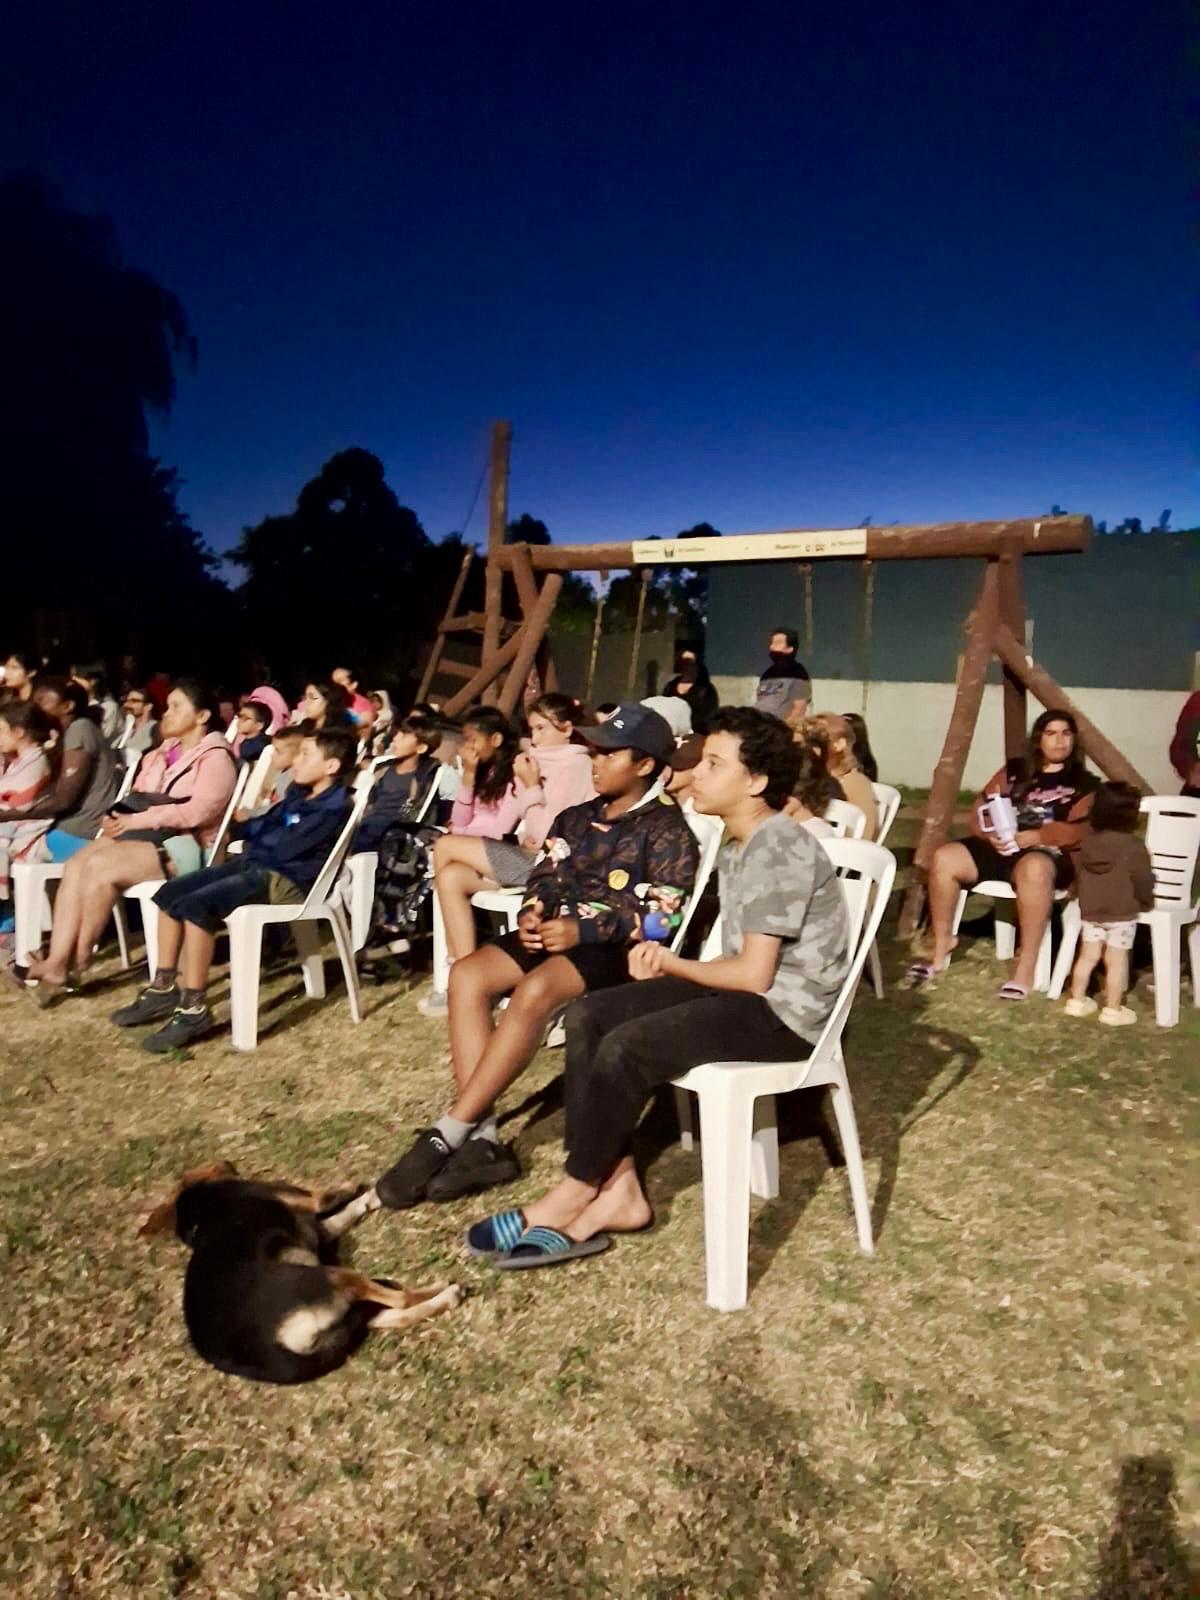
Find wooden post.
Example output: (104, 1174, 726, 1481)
(417, 548, 473, 703)
(508, 542, 539, 618)
(991, 624, 1151, 791)
(626, 568, 651, 694)
(899, 561, 1000, 937)
(481, 420, 511, 704)
(997, 548, 1027, 761)
(497, 574, 564, 719)
(441, 623, 528, 717)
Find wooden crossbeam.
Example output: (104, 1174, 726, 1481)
(497, 574, 563, 718)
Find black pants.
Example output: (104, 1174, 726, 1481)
(562, 977, 812, 1185)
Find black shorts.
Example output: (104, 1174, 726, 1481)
(961, 836, 1075, 891)
(490, 929, 632, 990)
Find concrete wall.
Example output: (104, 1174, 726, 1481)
(710, 675, 1188, 795)
(548, 627, 676, 707)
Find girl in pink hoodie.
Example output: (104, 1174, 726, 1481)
(428, 697, 596, 992)
(24, 680, 238, 998)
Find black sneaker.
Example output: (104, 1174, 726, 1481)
(426, 1138, 521, 1202)
(140, 1005, 214, 1055)
(375, 1129, 455, 1209)
(111, 984, 180, 1027)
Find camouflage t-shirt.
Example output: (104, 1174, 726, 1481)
(719, 812, 849, 1043)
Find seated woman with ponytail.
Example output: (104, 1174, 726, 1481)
(421, 698, 596, 1016)
(22, 680, 238, 1001)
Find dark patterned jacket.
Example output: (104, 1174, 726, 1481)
(521, 791, 699, 945)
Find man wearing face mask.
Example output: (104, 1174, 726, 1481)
(754, 628, 811, 726)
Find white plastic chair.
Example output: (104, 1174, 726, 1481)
(224, 782, 373, 1049)
(239, 748, 276, 813)
(12, 756, 141, 966)
(1047, 795, 1200, 1026)
(345, 767, 441, 951)
(115, 762, 251, 976)
(864, 782, 902, 997)
(952, 875, 1066, 992)
(824, 797, 866, 840)
(672, 838, 896, 1311)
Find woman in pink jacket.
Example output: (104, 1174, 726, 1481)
(24, 680, 238, 1001)
(422, 698, 596, 1014)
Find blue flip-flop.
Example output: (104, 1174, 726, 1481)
(463, 1209, 527, 1259)
(494, 1227, 612, 1271)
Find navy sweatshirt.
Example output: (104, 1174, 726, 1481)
(236, 781, 351, 891)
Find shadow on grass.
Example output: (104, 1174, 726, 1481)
(1091, 1454, 1192, 1600)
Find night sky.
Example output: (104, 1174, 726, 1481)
(3, 1, 1193, 556)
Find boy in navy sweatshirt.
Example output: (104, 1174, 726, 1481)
(111, 729, 357, 1051)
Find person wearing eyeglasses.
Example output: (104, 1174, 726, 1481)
(119, 689, 159, 755)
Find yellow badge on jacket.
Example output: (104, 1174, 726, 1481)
(608, 868, 630, 891)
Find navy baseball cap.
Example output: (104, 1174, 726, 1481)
(583, 702, 675, 763)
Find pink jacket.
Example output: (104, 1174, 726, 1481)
(131, 733, 239, 850)
(450, 782, 527, 840)
(518, 743, 596, 849)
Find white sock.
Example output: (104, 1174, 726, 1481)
(433, 1114, 473, 1150)
(469, 1115, 498, 1144)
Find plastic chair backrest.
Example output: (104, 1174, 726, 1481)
(224, 717, 238, 744)
(672, 810, 724, 951)
(1139, 795, 1200, 908)
(825, 797, 867, 839)
(240, 748, 276, 813)
(299, 782, 375, 915)
(871, 783, 902, 846)
(205, 763, 250, 864)
(809, 839, 897, 1056)
(114, 756, 141, 803)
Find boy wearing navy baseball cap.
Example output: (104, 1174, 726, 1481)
(375, 703, 700, 1206)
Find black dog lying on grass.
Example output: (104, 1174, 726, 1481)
(140, 1163, 463, 1384)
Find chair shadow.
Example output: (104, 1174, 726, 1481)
(1090, 1453, 1192, 1599)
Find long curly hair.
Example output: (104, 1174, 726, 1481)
(462, 706, 518, 804)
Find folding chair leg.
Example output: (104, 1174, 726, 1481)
(826, 1069, 874, 1256)
(750, 1094, 779, 1200)
(227, 916, 266, 1052)
(13, 867, 49, 966)
(1048, 901, 1081, 999)
(293, 922, 327, 999)
(674, 1086, 696, 1152)
(697, 1077, 755, 1312)
(325, 907, 362, 1025)
(866, 939, 884, 998)
(1147, 915, 1180, 1027)
(950, 889, 967, 938)
(1188, 922, 1200, 1005)
(113, 903, 131, 970)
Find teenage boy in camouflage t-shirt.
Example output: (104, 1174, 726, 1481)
(464, 707, 851, 1267)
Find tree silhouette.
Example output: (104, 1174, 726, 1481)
(505, 512, 551, 545)
(0, 173, 223, 669)
(233, 448, 440, 684)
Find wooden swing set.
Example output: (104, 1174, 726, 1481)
(420, 422, 1149, 932)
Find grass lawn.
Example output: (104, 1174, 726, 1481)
(1, 857, 1194, 1597)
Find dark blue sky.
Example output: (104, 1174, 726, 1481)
(4, 1, 1194, 555)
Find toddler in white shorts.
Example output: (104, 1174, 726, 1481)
(1063, 782, 1154, 1026)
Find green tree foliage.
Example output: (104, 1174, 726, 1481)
(0, 174, 225, 669)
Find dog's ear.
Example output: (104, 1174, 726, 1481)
(137, 1161, 238, 1239)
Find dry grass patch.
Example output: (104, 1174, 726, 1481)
(0, 913, 1193, 1598)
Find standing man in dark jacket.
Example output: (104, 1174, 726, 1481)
(110, 728, 356, 1051)
(754, 628, 812, 725)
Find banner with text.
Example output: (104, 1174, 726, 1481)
(631, 529, 868, 565)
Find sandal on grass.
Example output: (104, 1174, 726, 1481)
(463, 1209, 527, 1259)
(494, 1227, 612, 1271)
(997, 981, 1029, 1002)
(902, 958, 947, 990)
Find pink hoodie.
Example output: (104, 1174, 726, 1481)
(130, 733, 239, 850)
(517, 742, 596, 849)
(449, 782, 526, 840)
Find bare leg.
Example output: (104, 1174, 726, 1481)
(155, 913, 185, 975)
(447, 957, 586, 1124)
(926, 841, 978, 967)
(448, 943, 525, 1094)
(432, 835, 501, 960)
(28, 846, 96, 982)
(180, 925, 218, 991)
(72, 841, 162, 972)
(1103, 946, 1129, 1011)
(523, 1155, 652, 1241)
(1010, 852, 1055, 991)
(1069, 939, 1104, 1001)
